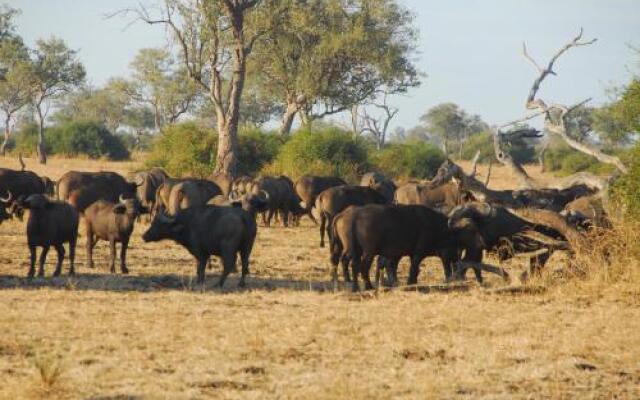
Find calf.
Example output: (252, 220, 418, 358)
(142, 205, 257, 287)
(84, 196, 148, 274)
(16, 194, 79, 278)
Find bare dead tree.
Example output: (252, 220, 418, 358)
(520, 28, 627, 173)
(492, 127, 542, 189)
(360, 92, 399, 150)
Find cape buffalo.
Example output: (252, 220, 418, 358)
(15, 194, 79, 278)
(315, 185, 388, 247)
(84, 195, 148, 274)
(167, 179, 222, 215)
(335, 204, 458, 291)
(360, 172, 396, 203)
(395, 181, 473, 214)
(294, 175, 346, 224)
(133, 167, 169, 213)
(0, 167, 55, 220)
(142, 205, 257, 287)
(57, 171, 139, 212)
(245, 176, 297, 227)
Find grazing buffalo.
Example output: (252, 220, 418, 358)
(334, 204, 459, 291)
(0, 167, 55, 220)
(294, 175, 346, 224)
(448, 202, 571, 281)
(142, 205, 257, 287)
(57, 171, 139, 212)
(315, 185, 388, 247)
(84, 196, 148, 274)
(246, 176, 297, 227)
(133, 167, 169, 213)
(360, 172, 396, 202)
(395, 181, 473, 214)
(15, 194, 79, 278)
(167, 179, 222, 215)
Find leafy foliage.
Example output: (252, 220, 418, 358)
(611, 142, 640, 220)
(370, 140, 445, 179)
(263, 126, 369, 182)
(14, 121, 129, 160)
(460, 131, 537, 164)
(419, 103, 488, 156)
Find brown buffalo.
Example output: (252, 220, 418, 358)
(57, 171, 139, 212)
(294, 175, 346, 224)
(395, 180, 473, 214)
(167, 179, 223, 215)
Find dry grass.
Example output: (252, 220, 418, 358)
(0, 156, 639, 399)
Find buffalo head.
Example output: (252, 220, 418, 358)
(113, 195, 149, 217)
(142, 209, 181, 243)
(448, 202, 494, 251)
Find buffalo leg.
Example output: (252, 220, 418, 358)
(341, 254, 351, 282)
(38, 245, 50, 277)
(53, 243, 65, 277)
(408, 255, 425, 285)
(217, 250, 236, 288)
(86, 230, 95, 269)
(196, 257, 207, 285)
(239, 249, 250, 288)
(120, 238, 130, 274)
(109, 240, 117, 274)
(319, 213, 326, 248)
(350, 254, 361, 292)
(28, 245, 37, 279)
(360, 254, 375, 290)
(68, 238, 76, 276)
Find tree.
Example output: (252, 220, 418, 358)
(0, 6, 31, 155)
(419, 103, 487, 156)
(122, 48, 199, 131)
(30, 37, 85, 163)
(359, 91, 399, 149)
(52, 79, 131, 134)
(125, 0, 270, 177)
(252, 0, 420, 135)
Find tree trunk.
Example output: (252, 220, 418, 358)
(1, 115, 11, 156)
(492, 130, 537, 189)
(36, 105, 47, 164)
(279, 102, 298, 135)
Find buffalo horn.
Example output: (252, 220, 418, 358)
(0, 190, 12, 203)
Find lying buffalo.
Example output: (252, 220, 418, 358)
(561, 195, 611, 230)
(15, 194, 79, 278)
(142, 205, 257, 287)
(167, 179, 222, 215)
(333, 204, 459, 291)
(294, 175, 346, 224)
(57, 171, 139, 212)
(84, 195, 148, 274)
(315, 185, 388, 247)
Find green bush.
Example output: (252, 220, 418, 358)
(611, 142, 640, 220)
(13, 121, 129, 160)
(145, 122, 217, 177)
(543, 144, 616, 176)
(263, 126, 369, 182)
(13, 123, 48, 156)
(145, 122, 283, 178)
(371, 140, 445, 180)
(48, 121, 130, 160)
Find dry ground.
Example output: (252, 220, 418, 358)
(0, 156, 639, 399)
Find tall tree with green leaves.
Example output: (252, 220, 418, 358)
(127, 0, 275, 177)
(30, 37, 85, 163)
(251, 0, 420, 135)
(0, 5, 32, 155)
(419, 103, 487, 156)
(122, 48, 199, 131)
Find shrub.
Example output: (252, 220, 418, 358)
(543, 144, 616, 176)
(145, 123, 282, 178)
(371, 140, 445, 180)
(48, 121, 130, 160)
(13, 121, 129, 160)
(263, 126, 369, 182)
(611, 142, 640, 220)
(145, 122, 217, 177)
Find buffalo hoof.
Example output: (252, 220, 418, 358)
(53, 270, 61, 277)
(121, 266, 129, 274)
(38, 270, 45, 278)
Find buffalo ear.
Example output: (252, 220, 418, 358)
(113, 204, 127, 214)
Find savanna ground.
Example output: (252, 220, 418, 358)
(0, 156, 639, 399)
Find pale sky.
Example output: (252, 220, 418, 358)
(8, 0, 640, 130)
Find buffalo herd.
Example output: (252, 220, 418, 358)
(0, 159, 609, 290)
